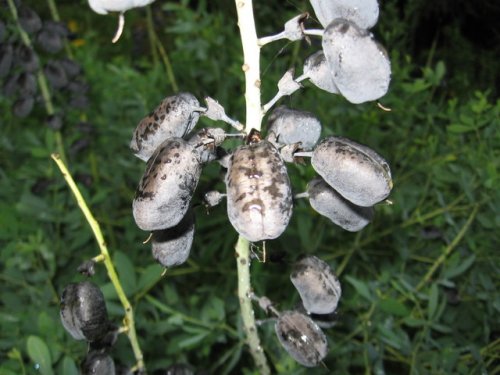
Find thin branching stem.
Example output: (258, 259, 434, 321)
(51, 153, 146, 373)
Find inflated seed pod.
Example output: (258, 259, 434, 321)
(308, 177, 373, 232)
(133, 138, 202, 231)
(18, 6, 42, 34)
(152, 209, 195, 268)
(81, 350, 115, 375)
(15, 45, 39, 73)
(130, 92, 202, 162)
(311, 136, 392, 207)
(0, 44, 13, 78)
(225, 135, 293, 242)
(267, 106, 322, 150)
(13, 96, 34, 118)
(44, 60, 68, 89)
(290, 255, 342, 314)
(302, 51, 339, 94)
(310, 0, 379, 29)
(275, 310, 328, 367)
(322, 18, 391, 104)
(60, 281, 109, 342)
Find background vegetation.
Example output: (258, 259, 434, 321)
(0, 0, 499, 374)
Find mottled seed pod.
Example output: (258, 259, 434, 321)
(133, 138, 202, 231)
(311, 136, 392, 207)
(322, 18, 391, 104)
(152, 209, 195, 268)
(275, 310, 328, 367)
(303, 51, 339, 94)
(81, 350, 116, 375)
(130, 93, 202, 162)
(60, 281, 109, 342)
(290, 255, 342, 314)
(225, 136, 293, 242)
(88, 0, 156, 14)
(267, 106, 322, 150)
(310, 0, 379, 29)
(308, 177, 373, 232)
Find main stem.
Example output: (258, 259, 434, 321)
(234, 1, 270, 374)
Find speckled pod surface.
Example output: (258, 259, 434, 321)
(130, 93, 201, 162)
(290, 255, 342, 314)
(303, 51, 339, 94)
(152, 209, 195, 268)
(308, 177, 373, 231)
(275, 310, 328, 367)
(267, 106, 322, 150)
(60, 281, 109, 342)
(81, 350, 116, 375)
(133, 138, 202, 231)
(322, 18, 391, 104)
(310, 0, 379, 29)
(311, 136, 392, 207)
(225, 140, 292, 242)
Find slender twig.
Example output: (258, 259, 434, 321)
(233, 1, 270, 373)
(51, 153, 146, 373)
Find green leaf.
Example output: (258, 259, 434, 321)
(443, 254, 476, 279)
(447, 124, 474, 133)
(345, 276, 373, 301)
(59, 356, 78, 375)
(428, 283, 439, 320)
(113, 251, 137, 295)
(136, 263, 164, 293)
(378, 298, 411, 317)
(26, 336, 54, 375)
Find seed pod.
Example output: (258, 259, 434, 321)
(81, 350, 116, 375)
(37, 28, 64, 54)
(152, 209, 195, 268)
(311, 136, 392, 207)
(44, 60, 68, 89)
(133, 138, 202, 231)
(275, 310, 328, 367)
(15, 45, 39, 73)
(303, 51, 339, 94)
(267, 106, 322, 150)
(59, 57, 82, 78)
(187, 127, 227, 164)
(307, 177, 373, 232)
(0, 44, 13, 78)
(0, 21, 6, 43)
(322, 18, 391, 104)
(291, 255, 341, 314)
(310, 0, 379, 29)
(18, 6, 42, 34)
(60, 281, 109, 342)
(17, 72, 37, 96)
(130, 92, 202, 162)
(225, 137, 293, 242)
(13, 96, 34, 118)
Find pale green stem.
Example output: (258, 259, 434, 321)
(51, 154, 146, 373)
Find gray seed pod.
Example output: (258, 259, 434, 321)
(81, 350, 116, 375)
(303, 51, 339, 94)
(60, 281, 109, 342)
(322, 18, 391, 104)
(225, 139, 293, 242)
(130, 93, 202, 162)
(310, 0, 379, 29)
(267, 106, 322, 150)
(275, 310, 328, 367)
(308, 177, 373, 232)
(291, 255, 342, 314)
(311, 136, 392, 207)
(133, 138, 202, 231)
(152, 209, 195, 268)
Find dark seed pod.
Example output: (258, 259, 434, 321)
(37, 28, 64, 54)
(15, 45, 39, 72)
(60, 281, 109, 342)
(130, 93, 202, 162)
(13, 96, 34, 117)
(81, 350, 116, 375)
(17, 72, 37, 96)
(133, 138, 202, 231)
(311, 136, 392, 207)
(69, 94, 90, 109)
(303, 51, 339, 94)
(225, 137, 293, 242)
(58, 57, 82, 78)
(152, 209, 195, 268)
(322, 18, 391, 104)
(310, 0, 379, 29)
(0, 44, 14, 78)
(290, 255, 341, 314)
(267, 106, 322, 150)
(275, 310, 328, 367)
(44, 60, 68, 89)
(0, 21, 6, 43)
(46, 114, 63, 130)
(3, 72, 20, 97)
(43, 20, 69, 38)
(66, 79, 90, 94)
(307, 177, 373, 232)
(18, 6, 42, 34)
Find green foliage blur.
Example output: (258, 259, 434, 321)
(1, 0, 499, 374)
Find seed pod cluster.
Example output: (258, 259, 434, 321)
(225, 134, 293, 242)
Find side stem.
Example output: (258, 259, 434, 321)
(234, 1, 270, 374)
(51, 153, 145, 373)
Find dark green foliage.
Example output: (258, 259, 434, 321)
(0, 1, 498, 374)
